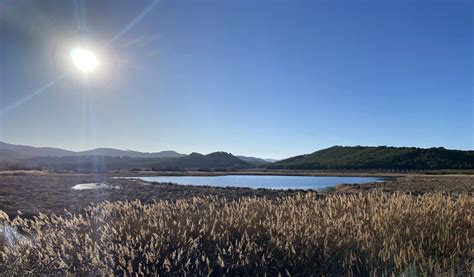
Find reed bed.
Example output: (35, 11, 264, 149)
(1, 192, 472, 275)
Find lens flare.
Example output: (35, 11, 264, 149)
(70, 48, 98, 73)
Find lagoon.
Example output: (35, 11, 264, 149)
(136, 175, 383, 190)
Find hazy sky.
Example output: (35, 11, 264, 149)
(0, 0, 472, 159)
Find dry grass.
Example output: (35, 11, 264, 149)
(0, 174, 302, 219)
(1, 192, 472, 275)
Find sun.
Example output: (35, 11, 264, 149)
(70, 47, 98, 73)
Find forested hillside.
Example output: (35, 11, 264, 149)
(270, 146, 474, 170)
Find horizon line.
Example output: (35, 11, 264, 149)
(0, 140, 472, 161)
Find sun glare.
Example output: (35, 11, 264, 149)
(70, 48, 98, 73)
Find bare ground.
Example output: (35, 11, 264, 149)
(0, 172, 472, 219)
(336, 175, 474, 194)
(0, 173, 304, 219)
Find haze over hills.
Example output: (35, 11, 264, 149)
(162, 152, 251, 169)
(0, 141, 76, 157)
(0, 149, 29, 161)
(0, 141, 259, 170)
(0, 141, 274, 161)
(236, 156, 279, 164)
(0, 141, 185, 159)
(19, 152, 252, 172)
(77, 148, 185, 158)
(1, 141, 473, 171)
(271, 146, 474, 170)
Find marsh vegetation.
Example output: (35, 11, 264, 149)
(1, 192, 472, 275)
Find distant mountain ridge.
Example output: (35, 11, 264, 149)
(161, 152, 250, 169)
(20, 151, 252, 171)
(3, 142, 470, 171)
(0, 142, 76, 157)
(0, 141, 276, 163)
(0, 141, 253, 171)
(0, 141, 185, 159)
(77, 148, 184, 158)
(271, 146, 474, 170)
(0, 149, 29, 161)
(236, 156, 278, 164)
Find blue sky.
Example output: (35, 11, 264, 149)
(0, 0, 472, 159)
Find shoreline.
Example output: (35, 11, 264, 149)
(111, 169, 474, 178)
(0, 172, 472, 219)
(2, 169, 474, 179)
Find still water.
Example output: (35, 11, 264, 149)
(136, 175, 383, 190)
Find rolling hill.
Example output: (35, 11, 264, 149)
(77, 148, 185, 158)
(236, 156, 277, 164)
(3, 141, 471, 172)
(0, 141, 261, 171)
(270, 146, 474, 170)
(0, 142, 75, 157)
(159, 152, 251, 169)
(20, 152, 251, 172)
(0, 141, 184, 159)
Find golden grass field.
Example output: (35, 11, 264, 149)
(1, 191, 472, 275)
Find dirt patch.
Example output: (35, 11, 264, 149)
(0, 174, 305, 219)
(336, 175, 474, 195)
